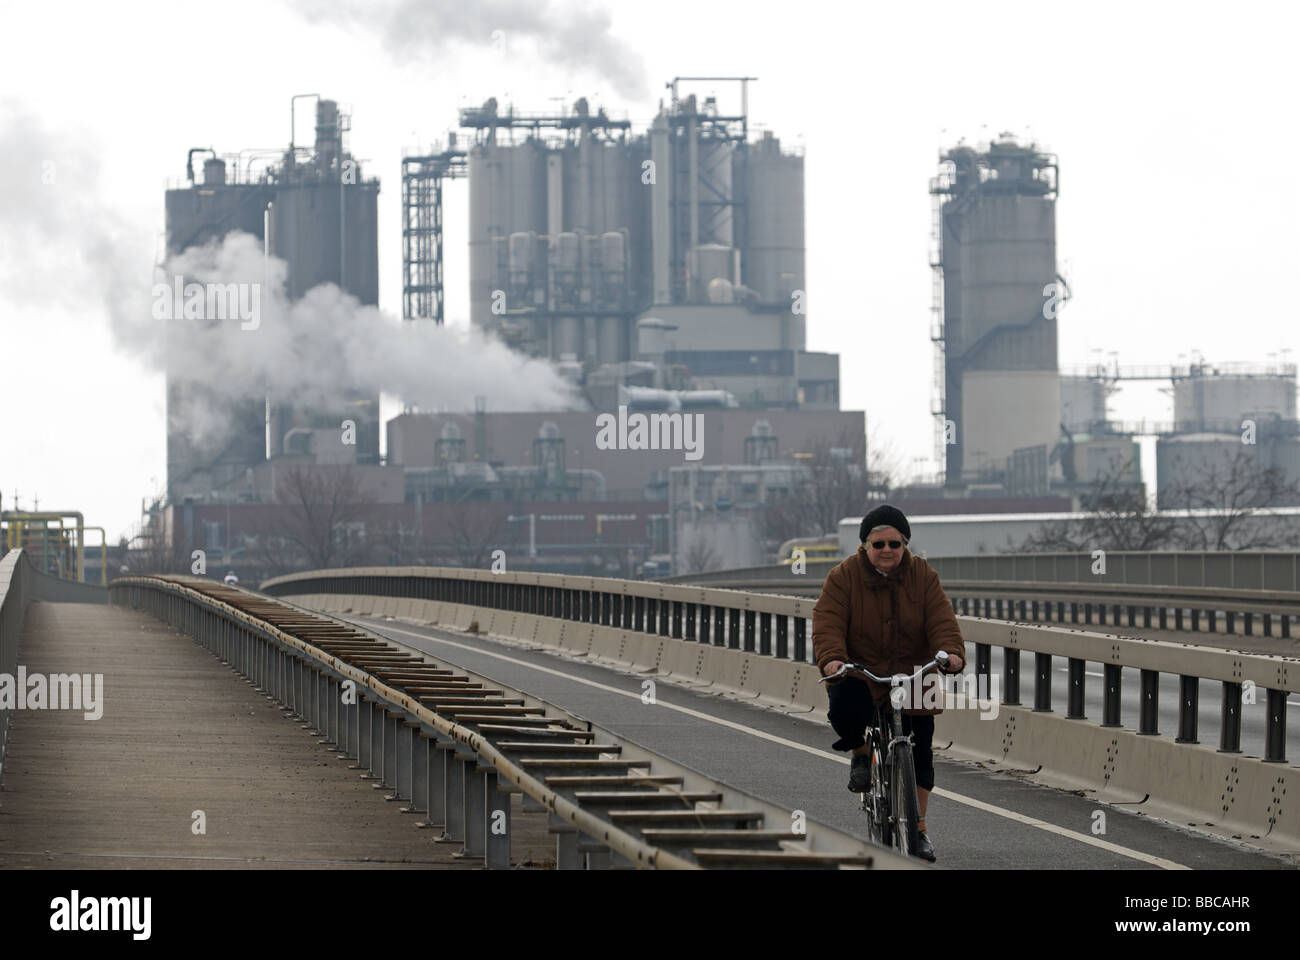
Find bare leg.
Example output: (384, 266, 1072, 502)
(917, 786, 929, 832)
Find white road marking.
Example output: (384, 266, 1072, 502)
(363, 618, 1191, 870)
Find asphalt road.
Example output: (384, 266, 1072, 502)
(344, 613, 1297, 871)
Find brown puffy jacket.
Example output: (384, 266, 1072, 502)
(811, 545, 965, 715)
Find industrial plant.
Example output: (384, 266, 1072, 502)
(148, 95, 1300, 579)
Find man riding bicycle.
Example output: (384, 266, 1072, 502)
(812, 504, 966, 862)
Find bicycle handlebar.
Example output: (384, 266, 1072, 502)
(817, 650, 951, 685)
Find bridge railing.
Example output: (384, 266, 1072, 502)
(261, 565, 1300, 763)
(262, 566, 1300, 846)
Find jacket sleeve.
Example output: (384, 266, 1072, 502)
(922, 567, 965, 666)
(812, 563, 851, 672)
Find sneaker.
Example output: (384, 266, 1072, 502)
(848, 753, 871, 791)
(916, 831, 937, 862)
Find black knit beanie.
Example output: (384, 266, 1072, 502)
(859, 504, 911, 543)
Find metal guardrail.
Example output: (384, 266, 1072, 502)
(115, 574, 909, 869)
(262, 565, 1300, 767)
(928, 551, 1300, 592)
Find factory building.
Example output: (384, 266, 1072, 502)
(164, 97, 381, 508)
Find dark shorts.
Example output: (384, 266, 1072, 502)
(826, 678, 936, 791)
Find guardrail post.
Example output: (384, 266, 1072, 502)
(440, 747, 466, 844)
(424, 737, 449, 829)
(1225, 610, 1235, 635)
(383, 710, 399, 792)
(1244, 612, 1253, 636)
(396, 719, 414, 800)
(601, 593, 611, 626)
(996, 598, 1004, 619)
(1033, 653, 1051, 711)
(794, 618, 807, 661)
(1102, 665, 1122, 727)
(659, 600, 671, 637)
(1084, 602, 1093, 625)
(552, 815, 581, 870)
(686, 603, 697, 641)
(699, 605, 711, 645)
(1263, 613, 1272, 637)
(672, 601, 683, 639)
(355, 695, 372, 771)
(1143, 605, 1151, 628)
(1067, 659, 1085, 718)
(1004, 649, 1020, 706)
(776, 616, 789, 659)
(728, 609, 740, 650)
(459, 760, 487, 861)
(1071, 602, 1079, 624)
(1265, 689, 1287, 763)
(759, 612, 772, 655)
(744, 610, 756, 652)
(1139, 670, 1159, 735)
(1127, 605, 1136, 627)
(484, 769, 511, 869)
(1219, 683, 1242, 753)
(1159, 606, 1168, 629)
(975, 643, 991, 690)
(634, 595, 645, 632)
(715, 607, 727, 648)
(1205, 609, 1216, 632)
(327, 676, 339, 745)
(1191, 608, 1200, 631)
(1176, 676, 1199, 743)
(1284, 615, 1292, 639)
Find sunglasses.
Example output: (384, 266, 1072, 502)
(870, 540, 903, 550)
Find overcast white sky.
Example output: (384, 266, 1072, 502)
(1, 0, 1297, 541)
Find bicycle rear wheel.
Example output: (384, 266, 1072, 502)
(863, 740, 888, 845)
(890, 742, 922, 856)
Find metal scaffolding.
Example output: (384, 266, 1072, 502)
(401, 149, 467, 324)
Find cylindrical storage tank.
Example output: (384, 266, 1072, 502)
(680, 389, 735, 408)
(551, 231, 580, 300)
(698, 138, 733, 246)
(508, 231, 533, 289)
(706, 277, 735, 303)
(468, 142, 546, 327)
(203, 157, 227, 186)
(601, 231, 626, 283)
(556, 316, 581, 359)
(1173, 373, 1297, 431)
(597, 316, 625, 364)
(689, 243, 735, 301)
(744, 132, 804, 305)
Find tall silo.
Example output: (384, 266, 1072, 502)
(933, 135, 1060, 486)
(743, 130, 804, 305)
(268, 99, 382, 464)
(164, 156, 273, 503)
(468, 135, 547, 329)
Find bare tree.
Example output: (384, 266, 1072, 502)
(682, 538, 721, 574)
(1165, 449, 1300, 550)
(252, 466, 377, 572)
(440, 499, 509, 569)
(1018, 455, 1176, 552)
(764, 426, 871, 544)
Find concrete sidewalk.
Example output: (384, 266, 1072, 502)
(0, 602, 552, 869)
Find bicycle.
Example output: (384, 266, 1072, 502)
(818, 651, 950, 858)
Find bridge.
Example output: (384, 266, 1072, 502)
(2, 548, 1297, 870)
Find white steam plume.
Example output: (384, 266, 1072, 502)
(287, 0, 647, 100)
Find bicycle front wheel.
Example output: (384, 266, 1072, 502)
(890, 742, 922, 856)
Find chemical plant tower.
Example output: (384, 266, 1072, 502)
(930, 135, 1063, 488)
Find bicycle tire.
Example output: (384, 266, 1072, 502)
(890, 741, 922, 856)
(864, 740, 889, 845)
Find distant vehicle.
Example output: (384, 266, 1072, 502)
(223, 571, 239, 585)
(780, 544, 840, 565)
